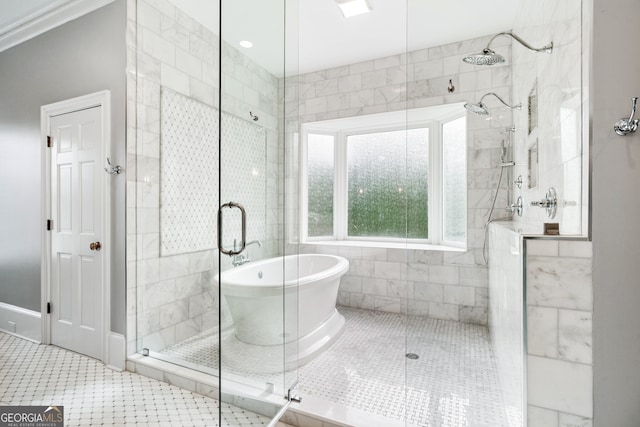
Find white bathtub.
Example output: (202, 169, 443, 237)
(216, 254, 349, 365)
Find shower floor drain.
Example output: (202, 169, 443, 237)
(405, 353, 419, 360)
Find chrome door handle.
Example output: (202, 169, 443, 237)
(89, 241, 102, 251)
(217, 202, 246, 256)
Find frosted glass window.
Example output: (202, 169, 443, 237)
(307, 134, 335, 237)
(302, 109, 467, 248)
(347, 129, 428, 238)
(442, 117, 467, 243)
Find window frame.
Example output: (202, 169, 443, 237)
(300, 110, 466, 249)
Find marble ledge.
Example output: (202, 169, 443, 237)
(282, 393, 410, 427)
(491, 221, 590, 241)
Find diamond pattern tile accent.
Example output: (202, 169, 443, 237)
(160, 88, 266, 256)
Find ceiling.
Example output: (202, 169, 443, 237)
(0, 0, 519, 76)
(182, 0, 519, 76)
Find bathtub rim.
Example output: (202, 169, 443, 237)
(215, 253, 349, 289)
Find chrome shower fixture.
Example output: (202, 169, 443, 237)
(462, 31, 553, 66)
(464, 101, 491, 115)
(464, 92, 522, 115)
(463, 48, 505, 66)
(531, 187, 558, 219)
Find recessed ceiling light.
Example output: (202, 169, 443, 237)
(336, 0, 373, 18)
(239, 40, 253, 48)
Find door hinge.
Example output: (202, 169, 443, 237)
(47, 136, 52, 148)
(46, 219, 52, 230)
(47, 302, 51, 314)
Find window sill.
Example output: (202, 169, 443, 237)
(301, 240, 466, 252)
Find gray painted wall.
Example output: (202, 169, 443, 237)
(592, 0, 640, 424)
(0, 0, 127, 334)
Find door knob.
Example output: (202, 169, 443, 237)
(89, 242, 102, 251)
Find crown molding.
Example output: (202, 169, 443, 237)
(0, 0, 115, 53)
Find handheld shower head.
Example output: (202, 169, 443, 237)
(462, 32, 553, 66)
(464, 93, 521, 116)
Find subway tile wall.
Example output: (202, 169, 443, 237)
(127, 0, 587, 351)
(129, 0, 520, 354)
(285, 34, 515, 324)
(126, 0, 280, 355)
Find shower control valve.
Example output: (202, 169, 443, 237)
(514, 175, 523, 189)
(530, 187, 558, 219)
(506, 196, 523, 217)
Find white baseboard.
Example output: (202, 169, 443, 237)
(0, 302, 41, 342)
(106, 332, 126, 371)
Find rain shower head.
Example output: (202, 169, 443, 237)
(462, 32, 553, 66)
(462, 48, 505, 66)
(464, 101, 490, 115)
(464, 92, 521, 116)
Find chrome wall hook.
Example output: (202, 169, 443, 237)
(614, 97, 639, 136)
(105, 157, 123, 174)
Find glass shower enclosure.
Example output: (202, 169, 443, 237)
(133, 0, 298, 424)
(128, 0, 551, 425)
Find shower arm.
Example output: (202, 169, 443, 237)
(479, 92, 522, 110)
(485, 31, 553, 54)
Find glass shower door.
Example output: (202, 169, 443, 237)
(218, 0, 299, 424)
(133, 0, 296, 424)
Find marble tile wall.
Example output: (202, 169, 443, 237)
(285, 34, 515, 324)
(511, 0, 586, 236)
(487, 223, 593, 426)
(525, 238, 593, 426)
(126, 0, 280, 354)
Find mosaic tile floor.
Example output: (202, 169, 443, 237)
(160, 306, 511, 427)
(0, 332, 290, 426)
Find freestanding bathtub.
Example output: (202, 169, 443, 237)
(215, 254, 349, 366)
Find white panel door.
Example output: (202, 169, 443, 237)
(50, 106, 103, 360)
